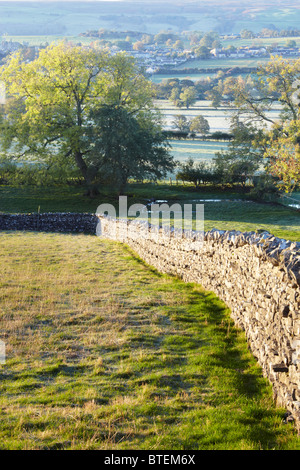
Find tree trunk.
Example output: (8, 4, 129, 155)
(74, 150, 99, 197)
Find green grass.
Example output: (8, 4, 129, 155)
(0, 231, 299, 450)
(222, 37, 300, 48)
(169, 140, 230, 164)
(1, 184, 299, 241)
(175, 57, 273, 70)
(3, 34, 93, 47)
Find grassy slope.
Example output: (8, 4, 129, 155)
(1, 184, 299, 241)
(0, 231, 299, 450)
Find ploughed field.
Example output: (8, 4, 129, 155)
(0, 232, 299, 450)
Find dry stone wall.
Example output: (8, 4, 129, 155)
(97, 215, 300, 431)
(0, 212, 98, 233)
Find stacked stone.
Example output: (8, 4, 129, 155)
(97, 216, 300, 431)
(0, 213, 98, 234)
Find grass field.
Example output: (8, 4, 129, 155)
(150, 73, 219, 83)
(175, 57, 273, 71)
(0, 184, 299, 241)
(155, 100, 282, 134)
(2, 34, 93, 47)
(0, 231, 299, 450)
(222, 37, 300, 48)
(155, 99, 233, 134)
(169, 140, 230, 164)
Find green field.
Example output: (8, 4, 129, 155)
(1, 2, 300, 37)
(222, 36, 300, 48)
(1, 184, 299, 241)
(1, 35, 93, 47)
(169, 140, 230, 164)
(175, 57, 273, 71)
(0, 231, 299, 450)
(155, 99, 282, 135)
(150, 73, 219, 83)
(234, 7, 300, 34)
(155, 100, 234, 133)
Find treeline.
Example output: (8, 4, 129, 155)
(240, 27, 300, 39)
(163, 130, 233, 141)
(155, 77, 216, 101)
(79, 29, 146, 40)
(79, 27, 300, 48)
(176, 158, 257, 188)
(154, 74, 243, 106)
(154, 67, 256, 75)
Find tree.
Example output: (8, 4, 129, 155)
(179, 87, 197, 109)
(228, 56, 300, 192)
(172, 115, 190, 132)
(90, 105, 175, 193)
(265, 120, 300, 193)
(194, 46, 211, 59)
(176, 158, 219, 187)
(204, 88, 222, 108)
(0, 43, 171, 195)
(240, 29, 255, 39)
(213, 117, 263, 186)
(133, 41, 144, 51)
(189, 115, 210, 136)
(199, 32, 220, 49)
(169, 87, 182, 107)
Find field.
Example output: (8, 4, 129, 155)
(175, 57, 274, 71)
(0, 185, 299, 242)
(222, 37, 300, 48)
(1, 0, 300, 452)
(155, 99, 282, 134)
(169, 140, 230, 164)
(150, 73, 219, 84)
(1, 34, 94, 47)
(155, 100, 234, 133)
(234, 7, 300, 34)
(0, 1, 300, 36)
(0, 231, 299, 450)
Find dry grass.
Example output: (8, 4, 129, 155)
(0, 231, 299, 450)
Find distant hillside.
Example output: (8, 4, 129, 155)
(0, 1, 300, 36)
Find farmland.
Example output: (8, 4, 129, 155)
(153, 99, 282, 168)
(0, 1, 300, 36)
(168, 140, 230, 165)
(0, 1, 300, 451)
(0, 231, 299, 450)
(156, 100, 234, 133)
(175, 57, 274, 71)
(150, 73, 219, 84)
(1, 185, 299, 242)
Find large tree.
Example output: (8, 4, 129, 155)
(220, 56, 300, 192)
(89, 105, 174, 194)
(0, 42, 172, 194)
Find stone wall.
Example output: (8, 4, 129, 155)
(0, 213, 98, 234)
(97, 215, 300, 430)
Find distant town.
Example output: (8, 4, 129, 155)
(1, 27, 300, 76)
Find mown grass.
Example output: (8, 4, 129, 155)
(0, 231, 299, 450)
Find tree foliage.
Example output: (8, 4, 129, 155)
(176, 158, 221, 187)
(220, 56, 300, 193)
(89, 105, 174, 193)
(0, 42, 173, 194)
